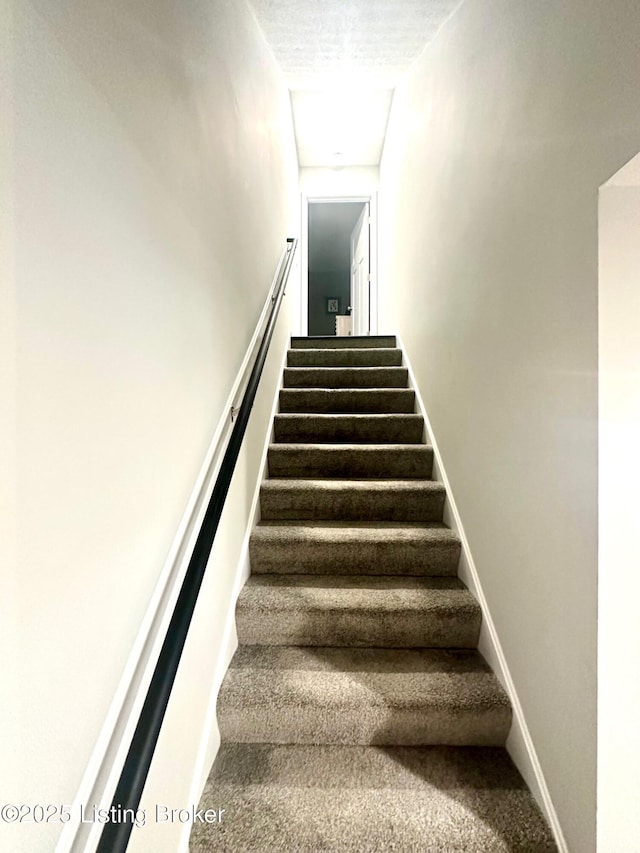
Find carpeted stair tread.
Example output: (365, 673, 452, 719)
(217, 646, 512, 746)
(284, 366, 409, 389)
(287, 347, 403, 367)
(260, 478, 446, 522)
(279, 387, 416, 413)
(236, 574, 480, 648)
(273, 413, 424, 444)
(291, 335, 397, 349)
(268, 443, 433, 478)
(191, 743, 557, 852)
(249, 520, 461, 576)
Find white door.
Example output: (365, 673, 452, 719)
(350, 203, 370, 336)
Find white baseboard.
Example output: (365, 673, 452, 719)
(176, 337, 289, 853)
(397, 333, 568, 853)
(56, 249, 291, 853)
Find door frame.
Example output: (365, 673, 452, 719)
(300, 192, 378, 337)
(350, 201, 371, 336)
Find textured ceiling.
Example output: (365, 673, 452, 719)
(249, 0, 462, 166)
(249, 0, 460, 89)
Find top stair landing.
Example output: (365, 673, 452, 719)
(291, 335, 397, 350)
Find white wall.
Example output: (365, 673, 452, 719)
(299, 166, 379, 197)
(3, 1, 297, 850)
(0, 1, 20, 834)
(127, 276, 297, 853)
(598, 164, 640, 852)
(379, 2, 640, 851)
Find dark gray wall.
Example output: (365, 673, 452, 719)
(308, 271, 349, 335)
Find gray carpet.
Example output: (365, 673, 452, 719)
(287, 347, 403, 367)
(283, 365, 409, 388)
(192, 335, 558, 852)
(218, 646, 511, 746)
(273, 413, 425, 443)
(260, 478, 447, 522)
(191, 745, 557, 853)
(279, 387, 416, 413)
(268, 443, 434, 478)
(235, 575, 482, 647)
(250, 520, 461, 576)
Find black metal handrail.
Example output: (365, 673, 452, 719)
(96, 237, 298, 853)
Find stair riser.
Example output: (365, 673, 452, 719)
(279, 389, 416, 414)
(219, 706, 511, 747)
(291, 336, 397, 350)
(268, 447, 433, 479)
(284, 367, 408, 389)
(273, 417, 424, 445)
(236, 608, 481, 648)
(287, 349, 402, 368)
(260, 489, 445, 522)
(249, 536, 461, 576)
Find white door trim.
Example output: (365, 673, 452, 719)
(350, 202, 371, 335)
(301, 192, 379, 336)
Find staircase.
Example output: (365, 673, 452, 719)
(191, 336, 557, 852)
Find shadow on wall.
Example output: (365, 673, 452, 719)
(308, 202, 365, 335)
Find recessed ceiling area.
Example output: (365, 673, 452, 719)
(291, 89, 394, 167)
(249, 0, 461, 167)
